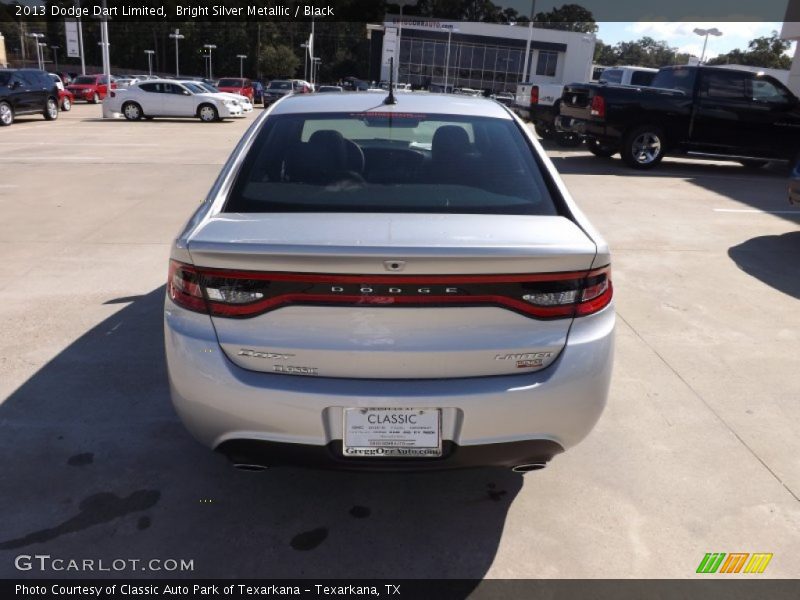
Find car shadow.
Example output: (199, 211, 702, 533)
(728, 232, 800, 299)
(0, 287, 521, 584)
(549, 152, 800, 223)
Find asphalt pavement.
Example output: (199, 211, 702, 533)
(0, 104, 798, 579)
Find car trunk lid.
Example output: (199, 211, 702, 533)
(184, 213, 601, 379)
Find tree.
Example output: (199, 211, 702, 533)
(259, 44, 300, 79)
(707, 32, 791, 69)
(593, 37, 690, 68)
(534, 4, 598, 34)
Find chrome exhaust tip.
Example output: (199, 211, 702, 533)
(232, 463, 268, 472)
(511, 462, 547, 473)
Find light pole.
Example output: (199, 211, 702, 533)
(693, 27, 723, 63)
(300, 42, 309, 81)
(312, 57, 321, 87)
(50, 45, 60, 72)
(203, 44, 217, 80)
(236, 54, 247, 78)
(394, 0, 418, 84)
(144, 49, 154, 76)
(27, 33, 44, 69)
(521, 0, 536, 83)
(38, 42, 47, 69)
(169, 29, 184, 77)
(442, 24, 459, 93)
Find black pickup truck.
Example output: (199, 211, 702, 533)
(557, 65, 800, 169)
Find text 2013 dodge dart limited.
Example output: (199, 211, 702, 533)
(164, 92, 615, 471)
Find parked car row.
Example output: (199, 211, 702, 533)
(557, 65, 800, 170)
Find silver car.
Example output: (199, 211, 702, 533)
(164, 92, 614, 472)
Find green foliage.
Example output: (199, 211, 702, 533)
(534, 4, 598, 33)
(594, 37, 690, 68)
(707, 32, 791, 69)
(259, 43, 301, 79)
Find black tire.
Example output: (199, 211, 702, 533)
(534, 121, 555, 140)
(198, 103, 219, 123)
(621, 125, 665, 169)
(0, 101, 14, 126)
(122, 101, 143, 121)
(587, 139, 617, 158)
(556, 132, 582, 147)
(739, 159, 768, 169)
(43, 97, 59, 121)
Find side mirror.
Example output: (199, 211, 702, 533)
(10, 80, 21, 90)
(183, 90, 191, 96)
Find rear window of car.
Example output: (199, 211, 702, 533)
(73, 76, 97, 85)
(223, 112, 558, 216)
(217, 79, 242, 87)
(268, 81, 292, 90)
(651, 68, 696, 93)
(630, 70, 656, 86)
(599, 69, 622, 84)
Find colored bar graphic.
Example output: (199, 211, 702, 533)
(697, 552, 772, 574)
(720, 553, 749, 573)
(744, 553, 773, 574)
(697, 553, 726, 573)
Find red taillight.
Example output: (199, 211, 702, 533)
(590, 94, 605, 118)
(166, 262, 612, 320)
(530, 85, 539, 105)
(168, 260, 207, 313)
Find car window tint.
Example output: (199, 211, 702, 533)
(702, 71, 748, 100)
(750, 77, 793, 103)
(224, 112, 559, 216)
(651, 68, 695, 93)
(631, 71, 655, 86)
(600, 70, 622, 84)
(140, 83, 158, 93)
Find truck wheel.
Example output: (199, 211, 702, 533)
(556, 132, 582, 147)
(587, 139, 617, 158)
(534, 121, 555, 140)
(622, 125, 665, 169)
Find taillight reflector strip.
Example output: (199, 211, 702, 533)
(166, 260, 612, 320)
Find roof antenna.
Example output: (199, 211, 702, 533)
(384, 57, 397, 105)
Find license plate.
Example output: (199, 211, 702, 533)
(343, 408, 441, 458)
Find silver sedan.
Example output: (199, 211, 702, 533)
(164, 92, 615, 472)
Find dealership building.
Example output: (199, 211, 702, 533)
(371, 16, 596, 92)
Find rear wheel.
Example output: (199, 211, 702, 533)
(198, 104, 219, 123)
(0, 101, 13, 126)
(587, 139, 617, 158)
(122, 101, 143, 121)
(621, 125, 665, 169)
(61, 97, 72, 111)
(44, 97, 59, 121)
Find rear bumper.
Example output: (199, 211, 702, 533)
(165, 299, 614, 468)
(514, 103, 557, 125)
(555, 115, 588, 135)
(218, 439, 564, 471)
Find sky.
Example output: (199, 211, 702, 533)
(596, 22, 794, 59)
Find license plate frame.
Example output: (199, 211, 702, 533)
(343, 407, 442, 458)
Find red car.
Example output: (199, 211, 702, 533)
(66, 74, 117, 103)
(58, 88, 75, 111)
(216, 77, 254, 101)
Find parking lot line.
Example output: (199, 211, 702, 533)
(713, 208, 800, 214)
